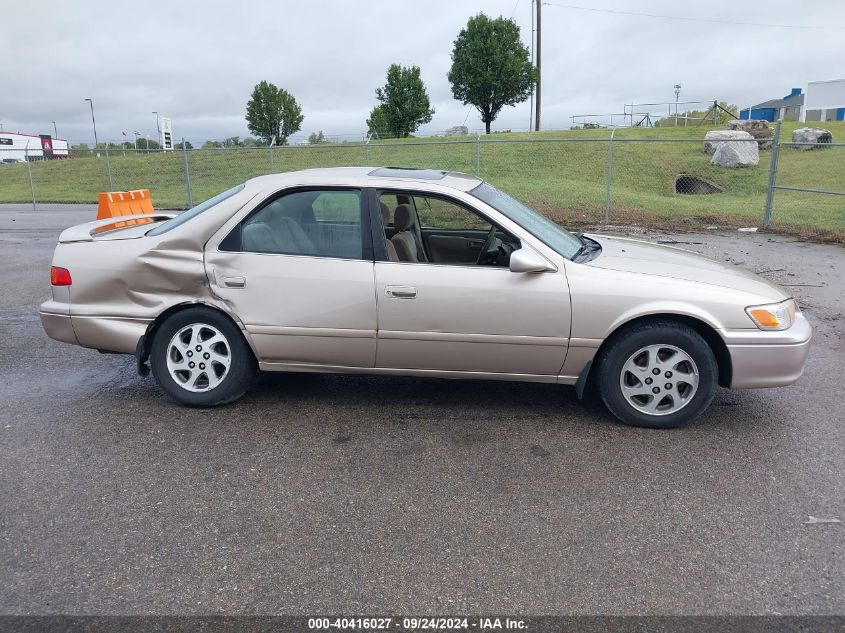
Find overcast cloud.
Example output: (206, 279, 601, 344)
(2, 0, 843, 144)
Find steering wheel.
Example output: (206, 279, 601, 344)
(476, 225, 500, 265)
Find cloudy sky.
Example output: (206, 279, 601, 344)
(2, 0, 843, 144)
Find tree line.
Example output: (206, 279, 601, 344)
(245, 13, 536, 144)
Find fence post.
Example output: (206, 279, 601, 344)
(603, 129, 616, 222)
(25, 146, 36, 211)
(104, 146, 113, 190)
(269, 145, 274, 172)
(763, 119, 782, 229)
(182, 138, 194, 208)
(364, 137, 370, 166)
(475, 134, 481, 177)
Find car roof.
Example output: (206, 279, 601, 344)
(245, 166, 482, 193)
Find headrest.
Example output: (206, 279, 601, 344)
(393, 204, 414, 231)
(380, 201, 392, 225)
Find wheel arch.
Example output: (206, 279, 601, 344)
(579, 312, 732, 394)
(136, 301, 256, 372)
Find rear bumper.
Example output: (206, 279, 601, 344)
(723, 313, 812, 389)
(39, 305, 79, 346)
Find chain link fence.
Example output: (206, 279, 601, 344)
(1, 128, 842, 242)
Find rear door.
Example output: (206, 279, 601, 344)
(205, 187, 378, 368)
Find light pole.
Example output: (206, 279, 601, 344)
(84, 98, 98, 148)
(673, 84, 682, 127)
(152, 111, 161, 151)
(52, 121, 58, 138)
(133, 131, 140, 152)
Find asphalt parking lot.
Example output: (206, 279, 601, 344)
(0, 205, 842, 616)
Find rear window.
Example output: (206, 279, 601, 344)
(147, 184, 245, 236)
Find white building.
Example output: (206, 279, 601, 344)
(800, 79, 845, 122)
(0, 132, 69, 163)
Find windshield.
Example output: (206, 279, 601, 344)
(147, 184, 245, 236)
(470, 183, 583, 259)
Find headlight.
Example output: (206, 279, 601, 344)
(745, 299, 797, 331)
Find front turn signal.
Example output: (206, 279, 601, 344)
(745, 299, 796, 331)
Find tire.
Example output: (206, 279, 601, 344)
(596, 320, 718, 429)
(150, 307, 256, 407)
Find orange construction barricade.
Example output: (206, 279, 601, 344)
(96, 189, 155, 226)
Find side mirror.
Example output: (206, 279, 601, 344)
(509, 248, 555, 273)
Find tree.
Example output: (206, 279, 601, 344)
(366, 64, 434, 138)
(202, 140, 223, 149)
(366, 105, 391, 139)
(448, 13, 536, 134)
(174, 140, 193, 150)
(245, 80, 304, 145)
(308, 130, 327, 145)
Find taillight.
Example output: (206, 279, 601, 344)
(50, 266, 72, 286)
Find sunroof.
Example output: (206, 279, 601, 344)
(369, 167, 448, 180)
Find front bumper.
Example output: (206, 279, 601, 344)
(723, 312, 812, 389)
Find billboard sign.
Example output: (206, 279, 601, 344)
(40, 135, 54, 158)
(160, 117, 173, 151)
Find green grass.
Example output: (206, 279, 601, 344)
(2, 121, 843, 240)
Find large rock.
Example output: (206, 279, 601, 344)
(727, 119, 773, 150)
(445, 125, 469, 137)
(711, 135, 759, 168)
(704, 130, 753, 155)
(791, 127, 832, 150)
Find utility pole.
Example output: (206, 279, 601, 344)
(529, 0, 534, 132)
(52, 121, 58, 138)
(534, 0, 541, 131)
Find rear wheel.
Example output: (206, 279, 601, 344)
(150, 307, 256, 407)
(596, 321, 718, 428)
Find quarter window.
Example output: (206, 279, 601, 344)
(237, 189, 363, 259)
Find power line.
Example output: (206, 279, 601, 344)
(542, 2, 845, 30)
(510, 0, 522, 18)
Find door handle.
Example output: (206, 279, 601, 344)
(386, 285, 417, 299)
(222, 276, 246, 288)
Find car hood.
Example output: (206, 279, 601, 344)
(585, 234, 789, 301)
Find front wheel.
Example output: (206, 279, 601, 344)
(596, 321, 718, 428)
(150, 307, 256, 407)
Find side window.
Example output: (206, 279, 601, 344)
(414, 196, 491, 231)
(239, 189, 363, 259)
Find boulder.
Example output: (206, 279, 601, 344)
(711, 135, 759, 168)
(704, 130, 753, 155)
(791, 127, 832, 150)
(445, 125, 469, 137)
(726, 119, 773, 150)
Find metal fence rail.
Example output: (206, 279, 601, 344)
(1, 131, 842, 242)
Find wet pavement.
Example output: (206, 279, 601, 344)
(0, 205, 842, 615)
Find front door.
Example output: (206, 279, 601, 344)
(205, 187, 377, 368)
(375, 191, 571, 376)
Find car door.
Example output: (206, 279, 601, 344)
(204, 187, 377, 368)
(373, 189, 571, 377)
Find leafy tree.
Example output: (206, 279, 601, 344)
(448, 13, 536, 134)
(223, 136, 242, 148)
(72, 143, 92, 157)
(174, 140, 194, 149)
(366, 64, 434, 138)
(308, 130, 327, 144)
(245, 80, 304, 145)
(202, 140, 223, 149)
(366, 105, 391, 139)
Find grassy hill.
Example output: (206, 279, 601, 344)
(1, 121, 842, 239)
